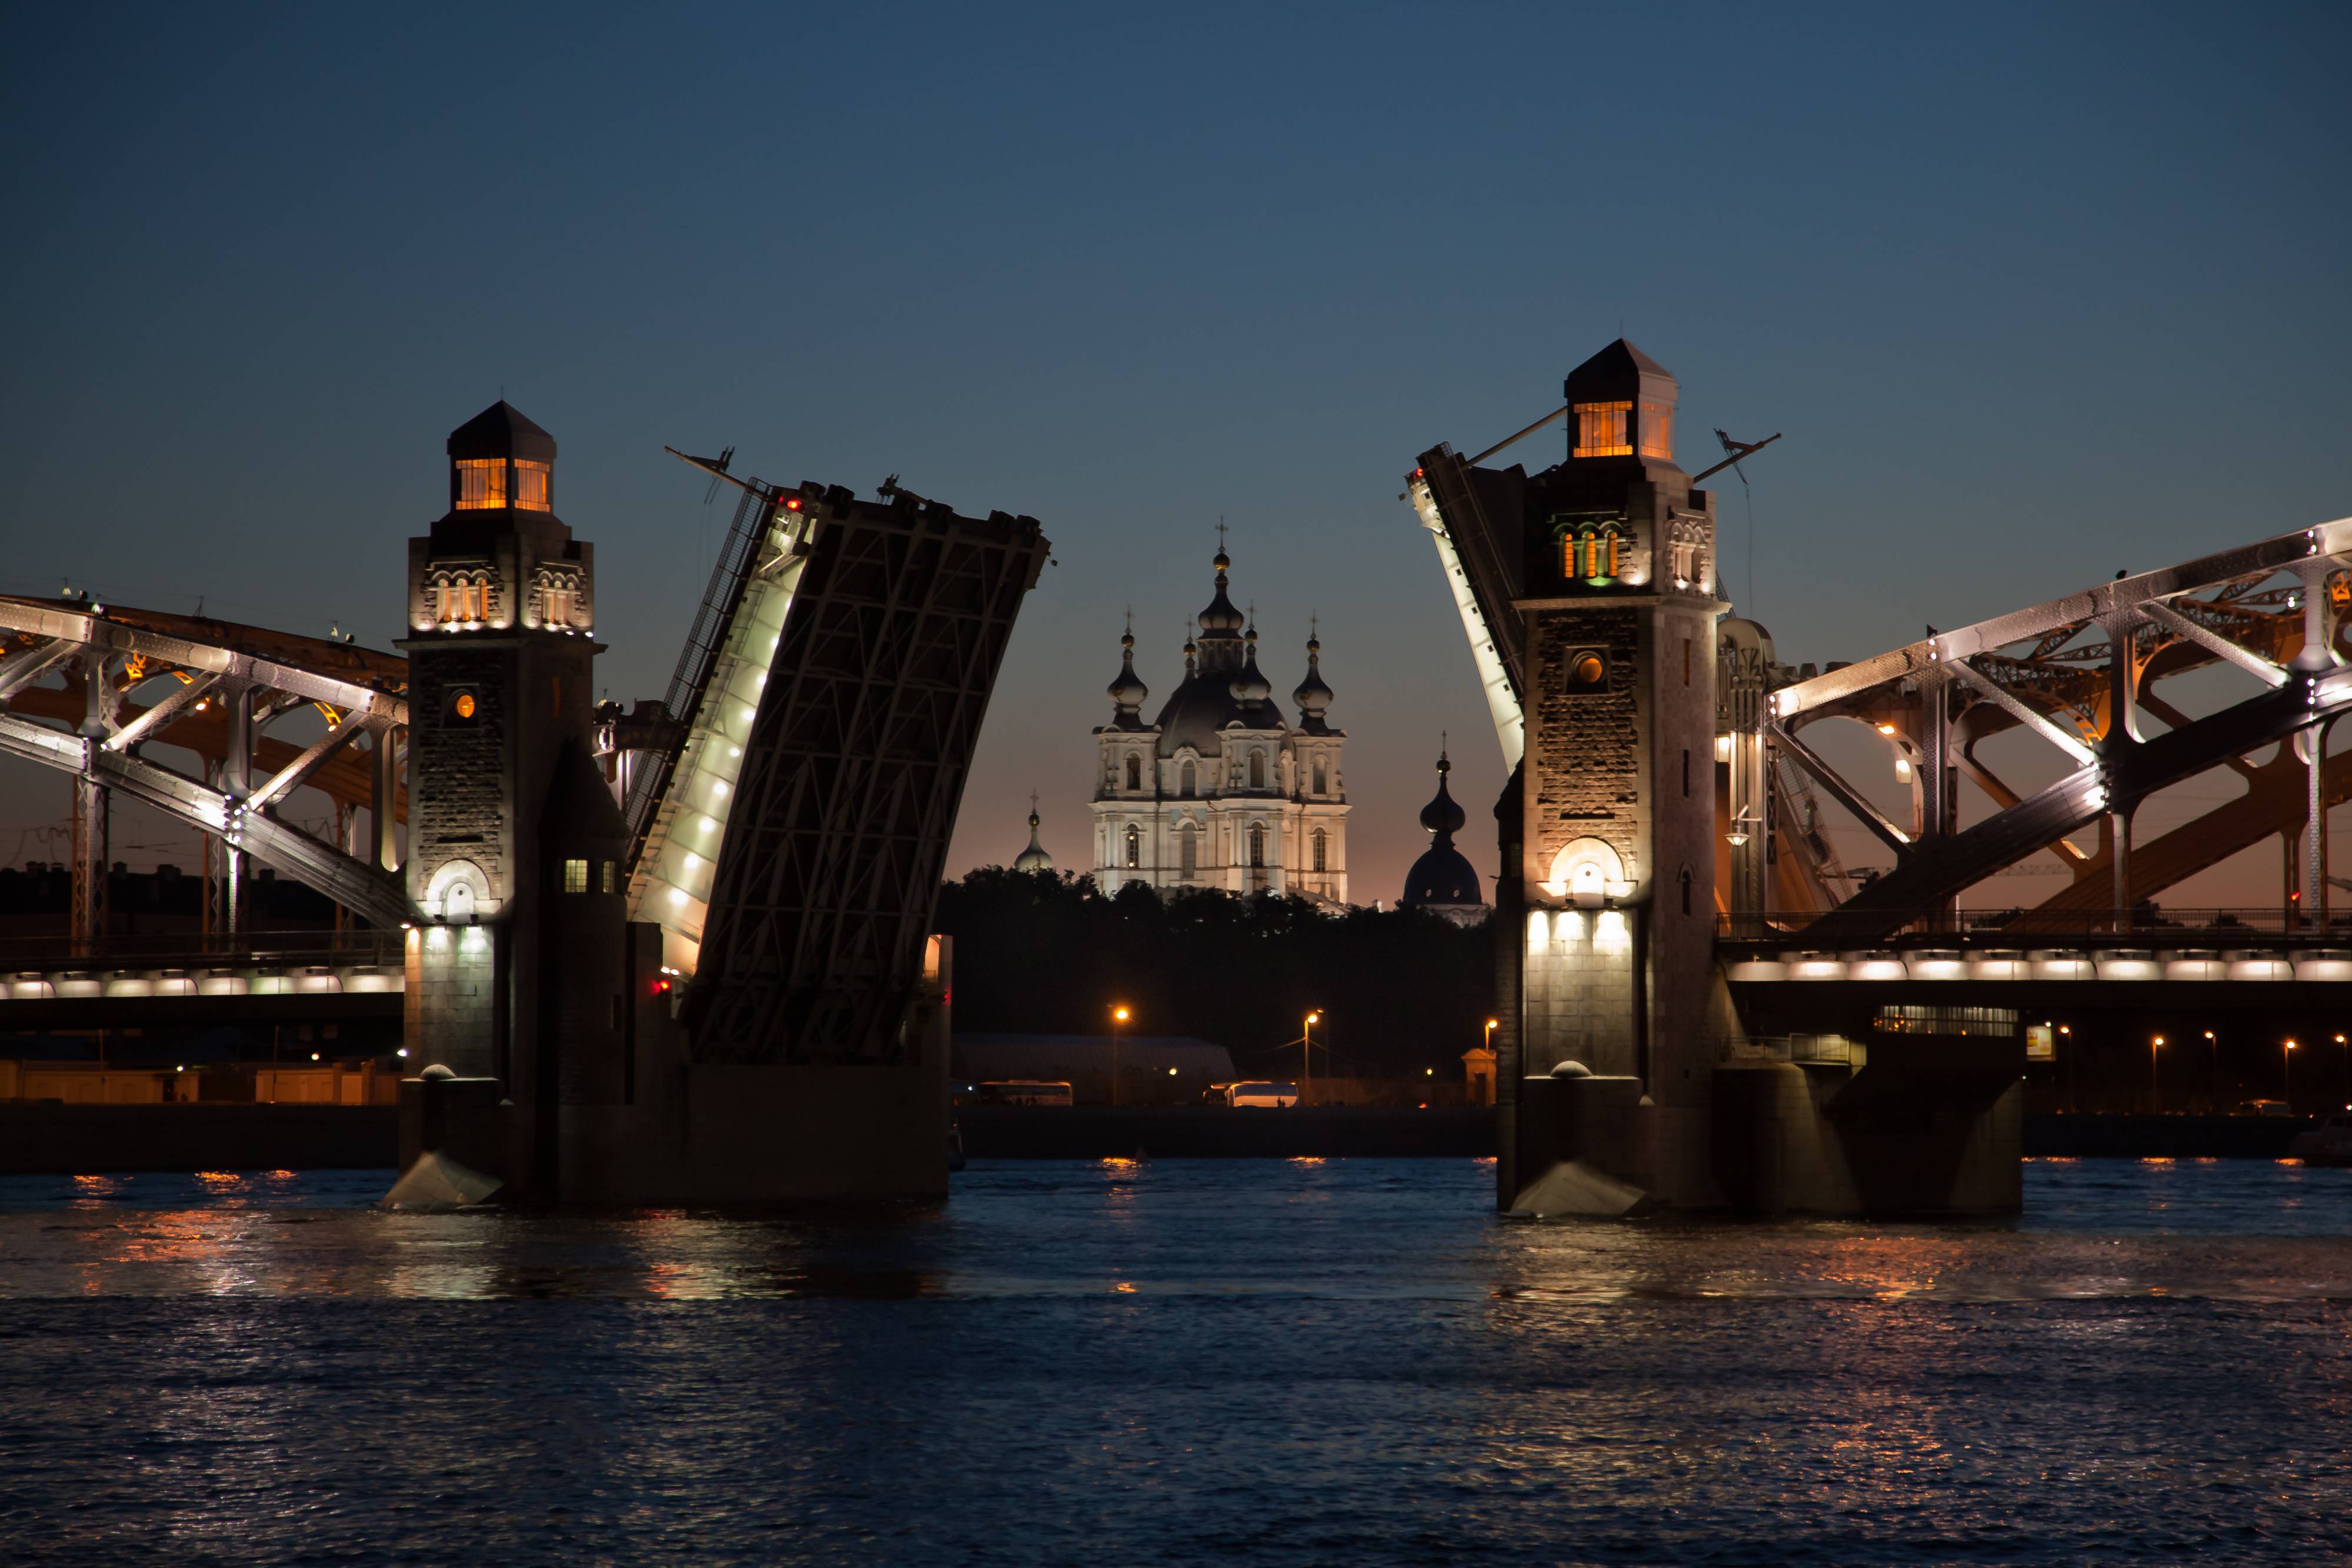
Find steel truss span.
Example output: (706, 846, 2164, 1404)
(1759, 516, 2352, 945)
(0, 596, 409, 933)
(685, 486, 1050, 1065)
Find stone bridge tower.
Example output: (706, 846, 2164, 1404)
(399, 402, 629, 1196)
(1513, 340, 1726, 1205)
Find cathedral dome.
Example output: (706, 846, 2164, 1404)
(1106, 628, 1148, 709)
(1229, 628, 1272, 703)
(1013, 804, 1054, 873)
(1292, 629, 1333, 727)
(1196, 548, 1245, 637)
(1399, 748, 1483, 911)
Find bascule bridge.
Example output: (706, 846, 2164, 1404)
(1411, 338, 2352, 1216)
(0, 403, 1049, 1203)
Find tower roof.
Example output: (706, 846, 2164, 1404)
(1563, 338, 1676, 407)
(1013, 799, 1055, 873)
(448, 400, 558, 464)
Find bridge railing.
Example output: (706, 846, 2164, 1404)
(1716, 908, 2352, 948)
(0, 927, 405, 970)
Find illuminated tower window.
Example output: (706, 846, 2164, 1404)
(1573, 401, 1632, 458)
(515, 459, 552, 511)
(1248, 823, 1266, 868)
(454, 459, 508, 510)
(1562, 525, 1623, 585)
(1639, 401, 1674, 459)
(1125, 754, 1142, 790)
(1313, 829, 1327, 872)
(1312, 758, 1327, 794)
(1124, 824, 1140, 868)
(562, 858, 588, 895)
(1179, 825, 1197, 878)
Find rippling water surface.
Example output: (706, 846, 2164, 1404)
(4, 1157, 2350, 1564)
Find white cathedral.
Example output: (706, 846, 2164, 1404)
(1090, 546, 1349, 904)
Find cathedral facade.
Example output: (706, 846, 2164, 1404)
(1090, 548, 1347, 903)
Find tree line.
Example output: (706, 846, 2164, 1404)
(932, 869, 1494, 1079)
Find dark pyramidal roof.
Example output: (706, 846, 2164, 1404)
(448, 399, 558, 464)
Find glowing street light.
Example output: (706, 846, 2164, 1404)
(2151, 1035, 2164, 1113)
(1304, 1011, 1322, 1106)
(1110, 1005, 1130, 1107)
(2285, 1038, 2299, 1106)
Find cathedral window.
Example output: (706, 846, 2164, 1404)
(1248, 824, 1266, 868)
(453, 459, 508, 510)
(515, 459, 552, 511)
(1124, 825, 1140, 868)
(1180, 760, 1196, 798)
(1312, 758, 1327, 795)
(1125, 755, 1141, 790)
(1573, 401, 1632, 458)
(1312, 829, 1327, 873)
(1179, 826, 1197, 878)
(1249, 750, 1265, 789)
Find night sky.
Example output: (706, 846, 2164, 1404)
(3, 4, 2346, 903)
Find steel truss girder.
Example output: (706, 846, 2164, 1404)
(1804, 672, 2347, 944)
(687, 499, 1050, 1065)
(1771, 518, 2348, 722)
(0, 604, 413, 929)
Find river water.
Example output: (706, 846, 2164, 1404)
(3, 1157, 2349, 1565)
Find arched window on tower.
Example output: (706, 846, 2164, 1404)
(1248, 824, 1266, 868)
(1249, 750, 1265, 789)
(1179, 825, 1197, 879)
(1124, 825, 1140, 869)
(1125, 754, 1141, 791)
(1180, 760, 1196, 798)
(1312, 829, 1327, 873)
(1312, 758, 1327, 795)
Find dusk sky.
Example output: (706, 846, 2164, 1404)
(3, 3, 2346, 901)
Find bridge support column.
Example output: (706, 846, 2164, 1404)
(2110, 808, 2131, 929)
(70, 773, 106, 956)
(372, 723, 402, 873)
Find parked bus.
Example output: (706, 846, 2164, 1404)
(976, 1080, 1073, 1106)
(1224, 1081, 1300, 1108)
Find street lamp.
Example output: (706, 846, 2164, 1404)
(1111, 1005, 1130, 1107)
(2204, 1031, 2217, 1113)
(2284, 1038, 2298, 1108)
(2151, 1035, 2164, 1114)
(1304, 1011, 1321, 1106)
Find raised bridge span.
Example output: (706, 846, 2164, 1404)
(0, 403, 1048, 1203)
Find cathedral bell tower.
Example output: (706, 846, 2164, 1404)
(1513, 340, 1724, 1204)
(399, 401, 630, 1199)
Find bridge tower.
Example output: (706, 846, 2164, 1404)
(398, 402, 630, 1197)
(1506, 340, 1730, 1207)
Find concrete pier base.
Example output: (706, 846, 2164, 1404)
(1509, 1052, 2022, 1218)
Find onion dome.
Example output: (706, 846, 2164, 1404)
(1420, 749, 1466, 837)
(1183, 630, 1197, 676)
(1107, 623, 1148, 713)
(1012, 800, 1055, 873)
(1197, 546, 1246, 638)
(1229, 625, 1272, 703)
(1292, 622, 1333, 723)
(1400, 745, 1482, 910)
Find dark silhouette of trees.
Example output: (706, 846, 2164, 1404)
(932, 869, 1492, 1078)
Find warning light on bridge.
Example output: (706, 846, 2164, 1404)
(783, 496, 803, 512)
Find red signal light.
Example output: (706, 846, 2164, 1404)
(783, 497, 803, 512)
(656, 979, 670, 993)
(1412, 466, 1424, 478)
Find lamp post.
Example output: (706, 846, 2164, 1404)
(2204, 1030, 2217, 1114)
(2284, 1038, 2298, 1109)
(2151, 1035, 2164, 1114)
(1303, 1011, 1320, 1106)
(1111, 1005, 1130, 1107)
(2338, 1033, 2348, 1108)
